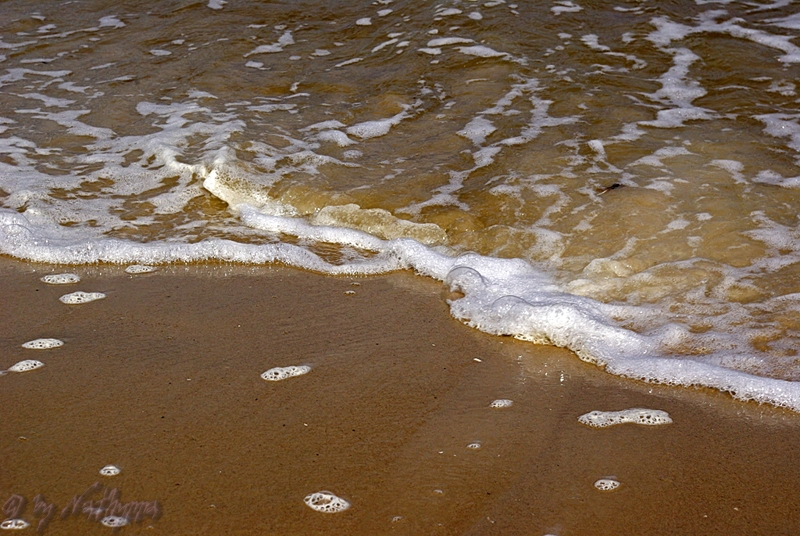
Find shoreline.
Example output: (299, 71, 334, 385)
(1, 257, 799, 535)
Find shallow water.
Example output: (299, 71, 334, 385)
(1, 0, 799, 408)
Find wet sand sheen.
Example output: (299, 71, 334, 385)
(1, 258, 799, 535)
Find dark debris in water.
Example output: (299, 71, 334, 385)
(596, 183, 624, 195)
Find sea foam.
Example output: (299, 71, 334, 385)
(59, 291, 106, 304)
(100, 464, 121, 476)
(578, 408, 673, 428)
(125, 264, 157, 274)
(1, 0, 800, 421)
(0, 520, 29, 530)
(5, 205, 800, 413)
(8, 360, 45, 372)
(22, 338, 64, 349)
(41, 273, 80, 284)
(304, 491, 350, 513)
(594, 478, 620, 491)
(100, 516, 129, 527)
(261, 365, 311, 381)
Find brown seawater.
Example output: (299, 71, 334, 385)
(1, 0, 800, 408)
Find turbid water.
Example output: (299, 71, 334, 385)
(1, 0, 799, 409)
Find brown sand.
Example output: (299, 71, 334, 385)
(1, 257, 799, 535)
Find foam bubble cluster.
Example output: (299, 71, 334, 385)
(303, 491, 350, 513)
(0, 519, 29, 530)
(8, 360, 44, 372)
(261, 365, 311, 381)
(125, 264, 157, 274)
(100, 516, 129, 528)
(21, 338, 64, 349)
(41, 273, 80, 284)
(466, 442, 482, 449)
(489, 399, 513, 408)
(578, 408, 673, 428)
(594, 478, 620, 491)
(100, 464, 121, 476)
(59, 291, 106, 304)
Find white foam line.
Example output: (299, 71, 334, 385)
(3, 210, 800, 412)
(0, 208, 405, 276)
(749, 0, 793, 12)
(753, 170, 800, 189)
(427, 37, 474, 47)
(648, 13, 800, 64)
(0, 68, 72, 90)
(581, 34, 647, 69)
(754, 113, 800, 164)
(552, 1, 583, 15)
(638, 47, 714, 128)
(765, 12, 800, 30)
(403, 78, 577, 215)
(346, 109, 411, 139)
(335, 57, 363, 67)
(244, 30, 294, 57)
(372, 38, 399, 53)
(457, 45, 509, 59)
(15, 108, 114, 138)
(458, 116, 497, 145)
(16, 93, 74, 107)
(98, 16, 126, 28)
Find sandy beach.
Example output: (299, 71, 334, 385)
(1, 257, 799, 535)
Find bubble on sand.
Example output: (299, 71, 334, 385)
(466, 442, 482, 449)
(0, 519, 29, 530)
(8, 360, 44, 372)
(22, 338, 63, 349)
(125, 264, 157, 274)
(100, 464, 121, 476)
(594, 478, 620, 491)
(100, 516, 129, 527)
(489, 399, 513, 408)
(578, 408, 673, 428)
(59, 291, 106, 304)
(261, 365, 311, 381)
(303, 491, 350, 513)
(41, 273, 80, 284)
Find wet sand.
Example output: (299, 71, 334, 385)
(1, 257, 799, 535)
